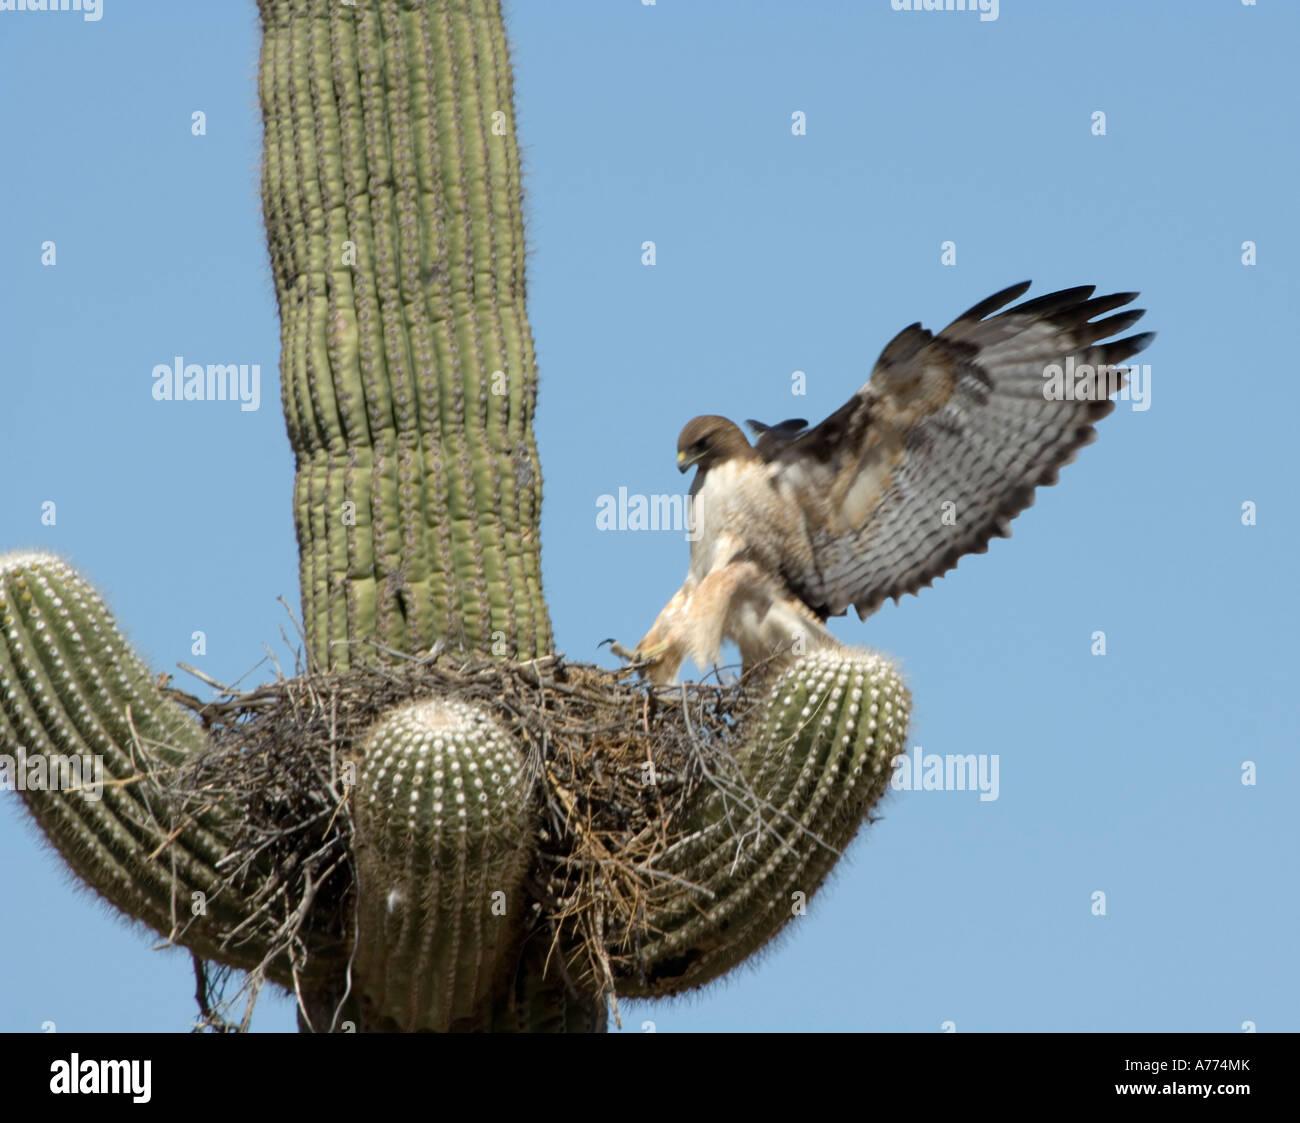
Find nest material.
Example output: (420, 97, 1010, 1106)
(160, 651, 780, 1029)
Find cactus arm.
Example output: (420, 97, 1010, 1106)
(0, 555, 257, 967)
(351, 697, 537, 1031)
(626, 651, 909, 995)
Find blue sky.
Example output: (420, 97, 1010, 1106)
(1, 0, 1295, 1033)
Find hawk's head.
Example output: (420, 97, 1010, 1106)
(676, 415, 753, 475)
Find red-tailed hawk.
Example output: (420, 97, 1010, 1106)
(632, 281, 1153, 684)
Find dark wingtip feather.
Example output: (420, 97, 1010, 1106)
(1125, 331, 1156, 355)
(1088, 309, 1146, 337)
(1076, 291, 1140, 320)
(953, 280, 1033, 325)
(1010, 284, 1097, 317)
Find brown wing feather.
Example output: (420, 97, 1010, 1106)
(745, 417, 809, 459)
(764, 282, 1154, 619)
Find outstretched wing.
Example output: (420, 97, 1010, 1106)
(764, 281, 1154, 619)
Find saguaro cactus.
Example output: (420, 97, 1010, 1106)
(261, 0, 550, 669)
(1, 0, 911, 1033)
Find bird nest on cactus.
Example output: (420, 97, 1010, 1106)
(154, 649, 861, 1029)
(2, 551, 908, 1032)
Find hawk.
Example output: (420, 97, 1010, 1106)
(632, 281, 1153, 684)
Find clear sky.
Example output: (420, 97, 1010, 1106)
(1, 0, 1295, 1033)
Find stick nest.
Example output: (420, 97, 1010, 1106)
(160, 651, 777, 1029)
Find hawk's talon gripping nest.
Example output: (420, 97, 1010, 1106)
(599, 636, 664, 680)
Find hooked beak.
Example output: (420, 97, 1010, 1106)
(676, 449, 696, 474)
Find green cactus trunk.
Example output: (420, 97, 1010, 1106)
(260, 0, 550, 672)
